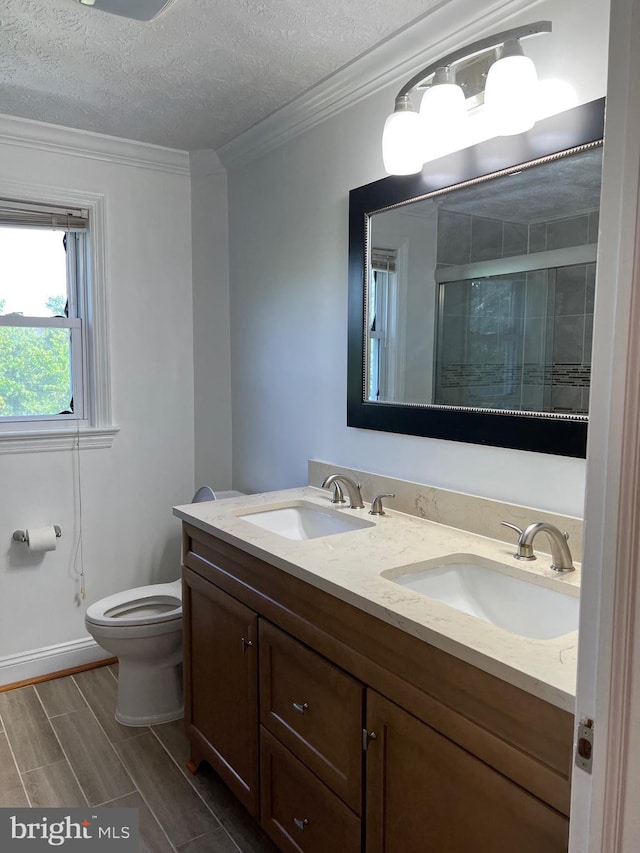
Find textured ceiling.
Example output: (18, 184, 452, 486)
(0, 0, 436, 151)
(400, 148, 603, 224)
(439, 147, 603, 223)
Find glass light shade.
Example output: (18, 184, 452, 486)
(420, 80, 468, 161)
(382, 109, 423, 175)
(484, 53, 539, 135)
(536, 79, 579, 120)
(77, 0, 176, 20)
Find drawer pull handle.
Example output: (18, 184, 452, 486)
(293, 701, 309, 714)
(241, 637, 253, 653)
(294, 818, 309, 831)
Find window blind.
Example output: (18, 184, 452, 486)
(371, 247, 397, 272)
(0, 198, 89, 230)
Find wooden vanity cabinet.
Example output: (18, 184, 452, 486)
(182, 523, 572, 852)
(182, 567, 260, 817)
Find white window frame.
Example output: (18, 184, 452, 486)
(368, 248, 401, 402)
(0, 182, 116, 453)
(0, 315, 85, 422)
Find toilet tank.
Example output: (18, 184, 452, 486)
(191, 487, 245, 503)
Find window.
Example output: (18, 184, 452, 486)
(368, 248, 398, 402)
(0, 194, 114, 450)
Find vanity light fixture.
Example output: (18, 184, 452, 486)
(76, 0, 179, 21)
(382, 21, 554, 175)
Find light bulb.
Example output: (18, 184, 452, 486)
(536, 79, 579, 120)
(420, 67, 468, 161)
(484, 40, 539, 135)
(382, 97, 423, 175)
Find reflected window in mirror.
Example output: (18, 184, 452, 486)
(369, 248, 398, 401)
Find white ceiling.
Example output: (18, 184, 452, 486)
(0, 0, 436, 152)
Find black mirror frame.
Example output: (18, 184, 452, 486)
(347, 98, 605, 458)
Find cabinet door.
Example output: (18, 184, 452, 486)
(365, 690, 569, 853)
(183, 567, 259, 817)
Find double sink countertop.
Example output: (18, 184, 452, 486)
(174, 486, 580, 712)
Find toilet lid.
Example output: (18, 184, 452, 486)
(85, 581, 182, 627)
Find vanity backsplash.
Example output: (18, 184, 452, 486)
(308, 459, 583, 561)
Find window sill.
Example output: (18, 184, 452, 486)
(0, 426, 119, 454)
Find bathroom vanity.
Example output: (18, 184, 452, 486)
(175, 485, 579, 852)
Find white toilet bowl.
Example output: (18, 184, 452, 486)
(85, 488, 245, 726)
(85, 579, 183, 726)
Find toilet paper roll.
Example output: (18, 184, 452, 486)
(25, 526, 58, 553)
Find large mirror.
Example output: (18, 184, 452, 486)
(348, 98, 605, 457)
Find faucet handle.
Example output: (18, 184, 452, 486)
(327, 481, 347, 504)
(500, 521, 523, 536)
(500, 521, 535, 560)
(369, 493, 395, 516)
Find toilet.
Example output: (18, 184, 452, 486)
(85, 580, 183, 725)
(85, 488, 244, 726)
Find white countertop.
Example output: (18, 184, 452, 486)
(174, 486, 580, 713)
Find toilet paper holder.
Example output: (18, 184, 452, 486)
(12, 526, 62, 543)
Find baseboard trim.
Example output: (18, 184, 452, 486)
(0, 638, 114, 688)
(0, 657, 117, 693)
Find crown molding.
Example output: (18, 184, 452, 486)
(189, 148, 227, 177)
(217, 0, 542, 171)
(0, 112, 190, 176)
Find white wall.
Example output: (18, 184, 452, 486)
(0, 121, 195, 679)
(190, 149, 233, 492)
(224, 0, 609, 516)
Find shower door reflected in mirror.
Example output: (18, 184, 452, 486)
(366, 145, 601, 417)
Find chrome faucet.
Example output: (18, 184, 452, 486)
(321, 474, 365, 509)
(504, 521, 575, 573)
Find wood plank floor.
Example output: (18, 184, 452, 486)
(0, 665, 278, 853)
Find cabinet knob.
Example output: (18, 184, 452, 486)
(362, 729, 377, 750)
(293, 817, 309, 831)
(292, 701, 309, 714)
(241, 637, 253, 653)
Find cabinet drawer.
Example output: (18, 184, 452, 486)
(260, 727, 361, 853)
(259, 619, 364, 813)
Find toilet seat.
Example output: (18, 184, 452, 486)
(85, 580, 182, 628)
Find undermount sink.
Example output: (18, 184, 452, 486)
(382, 554, 579, 640)
(236, 500, 375, 541)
